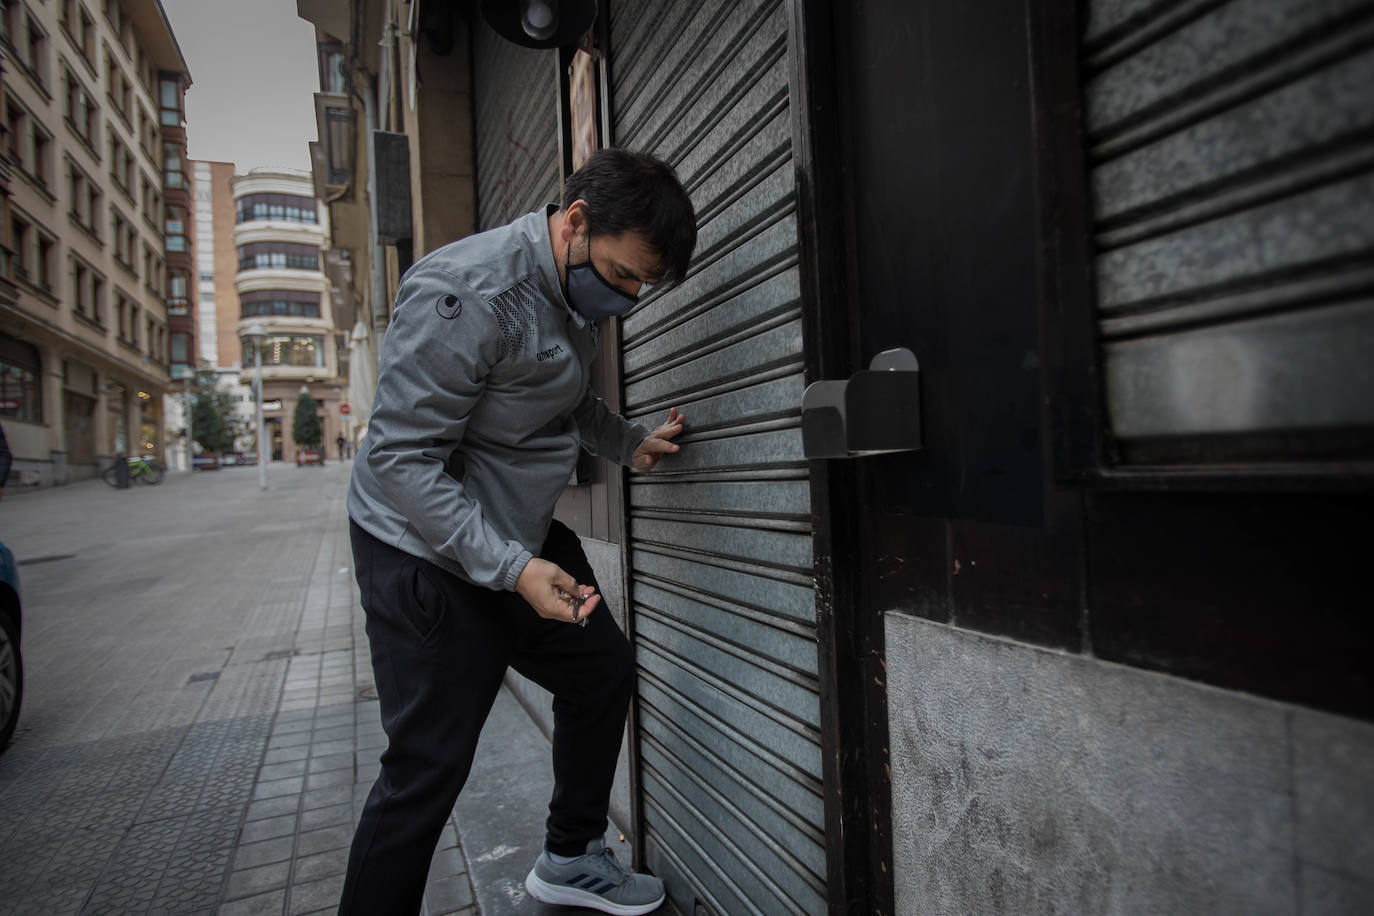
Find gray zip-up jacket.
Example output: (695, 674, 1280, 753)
(347, 207, 650, 591)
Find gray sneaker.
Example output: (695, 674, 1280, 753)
(525, 837, 665, 915)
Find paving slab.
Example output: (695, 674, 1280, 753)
(0, 464, 477, 914)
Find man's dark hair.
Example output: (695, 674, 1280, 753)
(562, 148, 697, 284)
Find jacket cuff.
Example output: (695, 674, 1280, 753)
(621, 423, 653, 468)
(503, 547, 534, 592)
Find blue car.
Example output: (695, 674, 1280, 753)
(0, 540, 21, 751)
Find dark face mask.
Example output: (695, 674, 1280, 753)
(565, 237, 639, 319)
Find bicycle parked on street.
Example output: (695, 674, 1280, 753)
(102, 454, 165, 487)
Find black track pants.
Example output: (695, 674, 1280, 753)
(338, 519, 635, 916)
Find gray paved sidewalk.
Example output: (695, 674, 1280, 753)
(0, 464, 476, 915)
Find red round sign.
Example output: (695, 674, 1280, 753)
(340, 403, 351, 415)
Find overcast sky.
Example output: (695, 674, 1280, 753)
(161, 0, 320, 172)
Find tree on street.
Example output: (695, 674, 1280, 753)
(189, 371, 243, 456)
(293, 392, 323, 454)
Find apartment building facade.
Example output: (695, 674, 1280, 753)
(232, 168, 343, 463)
(0, 0, 190, 485)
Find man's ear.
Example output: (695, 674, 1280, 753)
(561, 199, 588, 242)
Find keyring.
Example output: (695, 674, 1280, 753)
(559, 587, 590, 627)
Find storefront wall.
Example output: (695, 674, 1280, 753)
(814, 0, 1374, 912)
(0, 324, 168, 486)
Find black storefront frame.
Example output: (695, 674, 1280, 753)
(786, 1, 894, 914)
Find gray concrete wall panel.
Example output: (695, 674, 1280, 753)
(886, 612, 1374, 915)
(1293, 711, 1374, 913)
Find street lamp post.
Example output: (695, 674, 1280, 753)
(246, 322, 268, 490)
(184, 372, 193, 474)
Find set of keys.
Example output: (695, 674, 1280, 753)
(556, 586, 591, 627)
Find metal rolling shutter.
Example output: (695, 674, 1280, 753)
(1083, 0, 1374, 459)
(609, 1, 826, 913)
(472, 23, 560, 231)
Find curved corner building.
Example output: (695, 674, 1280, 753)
(231, 169, 341, 462)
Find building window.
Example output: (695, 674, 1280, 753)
(170, 332, 188, 363)
(31, 122, 52, 187)
(235, 193, 319, 225)
(165, 205, 187, 252)
(63, 67, 99, 147)
(4, 103, 24, 164)
(0, 336, 44, 424)
(69, 260, 105, 325)
(168, 271, 188, 315)
(109, 134, 125, 188)
(110, 207, 134, 267)
(20, 14, 49, 88)
(68, 167, 84, 223)
(322, 48, 346, 94)
(106, 55, 132, 123)
(60, 1, 95, 62)
(141, 179, 162, 225)
(36, 235, 55, 292)
(72, 259, 89, 317)
(240, 290, 322, 319)
(243, 335, 326, 368)
(237, 242, 321, 272)
(67, 259, 104, 325)
(159, 77, 181, 126)
(9, 215, 31, 282)
(89, 184, 102, 238)
(163, 142, 183, 188)
(324, 105, 353, 186)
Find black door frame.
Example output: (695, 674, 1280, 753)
(787, 2, 895, 913)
